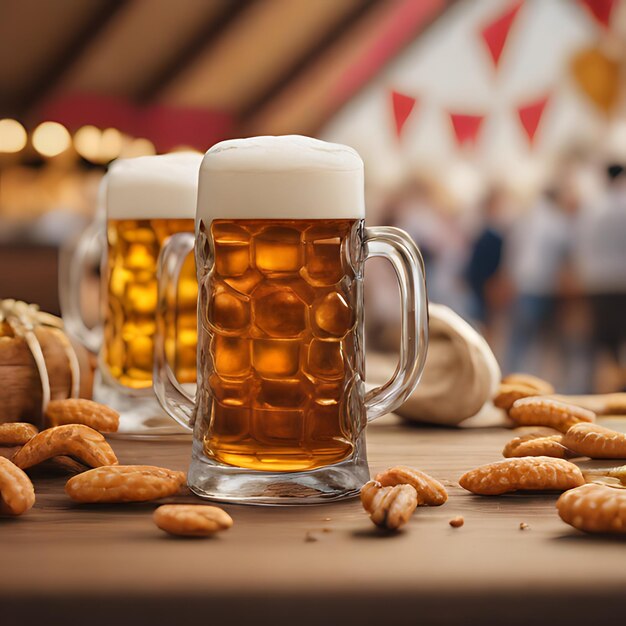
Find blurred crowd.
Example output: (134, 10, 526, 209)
(369, 161, 626, 395)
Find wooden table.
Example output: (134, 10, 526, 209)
(2, 414, 625, 626)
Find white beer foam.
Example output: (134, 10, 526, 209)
(106, 152, 202, 219)
(197, 135, 365, 221)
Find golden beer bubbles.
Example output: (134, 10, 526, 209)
(104, 218, 197, 389)
(200, 219, 359, 472)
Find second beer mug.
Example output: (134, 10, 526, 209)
(61, 152, 202, 436)
(155, 136, 428, 502)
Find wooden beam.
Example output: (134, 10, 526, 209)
(15, 0, 128, 118)
(318, 0, 458, 134)
(239, 0, 382, 120)
(244, 0, 453, 137)
(137, 0, 258, 103)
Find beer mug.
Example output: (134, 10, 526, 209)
(61, 152, 202, 436)
(155, 136, 428, 502)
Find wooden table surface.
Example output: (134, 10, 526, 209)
(2, 413, 626, 626)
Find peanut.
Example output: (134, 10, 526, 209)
(0, 423, 39, 447)
(550, 392, 626, 415)
(153, 504, 233, 537)
(493, 383, 538, 411)
(449, 516, 464, 528)
(11, 424, 117, 470)
(509, 397, 595, 433)
(562, 423, 626, 459)
(45, 398, 119, 433)
(375, 466, 448, 506)
(603, 394, 626, 415)
(360, 480, 417, 530)
(502, 433, 576, 459)
(459, 456, 585, 495)
(501, 373, 555, 395)
(557, 483, 626, 534)
(66, 465, 186, 503)
(41, 456, 89, 475)
(583, 464, 626, 486)
(0, 456, 35, 516)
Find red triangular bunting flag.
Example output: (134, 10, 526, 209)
(517, 95, 549, 144)
(480, 1, 523, 68)
(391, 90, 417, 139)
(579, 0, 615, 28)
(449, 113, 485, 146)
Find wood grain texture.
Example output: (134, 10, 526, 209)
(1, 414, 626, 626)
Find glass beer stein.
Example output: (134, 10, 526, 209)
(61, 152, 202, 436)
(155, 136, 428, 502)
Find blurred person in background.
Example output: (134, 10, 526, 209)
(576, 164, 626, 392)
(504, 184, 580, 381)
(368, 176, 469, 351)
(382, 177, 469, 315)
(464, 188, 510, 340)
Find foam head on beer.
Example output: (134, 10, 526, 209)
(106, 152, 202, 219)
(198, 135, 365, 222)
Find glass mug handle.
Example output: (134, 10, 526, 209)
(58, 220, 103, 353)
(362, 226, 428, 422)
(154, 232, 196, 430)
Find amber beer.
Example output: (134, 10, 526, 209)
(104, 218, 197, 389)
(197, 218, 362, 472)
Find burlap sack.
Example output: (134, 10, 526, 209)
(367, 304, 500, 425)
(0, 326, 94, 426)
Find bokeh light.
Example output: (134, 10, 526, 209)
(0, 118, 28, 153)
(100, 128, 124, 162)
(32, 121, 71, 157)
(73, 125, 102, 162)
(170, 145, 202, 154)
(120, 137, 156, 158)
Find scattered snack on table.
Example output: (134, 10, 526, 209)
(0, 423, 39, 447)
(0, 456, 35, 516)
(45, 398, 119, 433)
(11, 424, 117, 470)
(562, 423, 626, 459)
(65, 465, 186, 503)
(502, 433, 576, 459)
(582, 464, 626, 486)
(501, 373, 555, 395)
(449, 516, 464, 528)
(37, 456, 88, 475)
(550, 393, 626, 416)
(493, 383, 537, 411)
(153, 504, 233, 537)
(509, 397, 595, 432)
(557, 483, 626, 534)
(459, 457, 585, 495)
(375, 466, 448, 506)
(360, 480, 418, 530)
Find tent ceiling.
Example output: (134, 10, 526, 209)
(1, 0, 452, 137)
